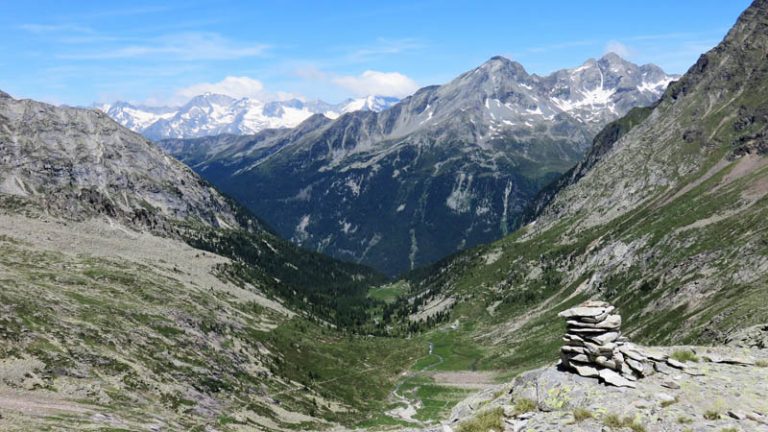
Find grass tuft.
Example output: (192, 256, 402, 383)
(670, 349, 699, 363)
(572, 407, 593, 422)
(660, 396, 679, 408)
(602, 413, 646, 432)
(455, 407, 504, 432)
(511, 398, 537, 416)
(703, 410, 721, 420)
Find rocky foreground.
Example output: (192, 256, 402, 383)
(409, 346, 768, 432)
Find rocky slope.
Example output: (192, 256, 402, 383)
(100, 94, 399, 140)
(415, 346, 768, 432)
(0, 90, 241, 231)
(0, 213, 417, 432)
(160, 55, 675, 275)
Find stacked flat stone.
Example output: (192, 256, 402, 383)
(558, 301, 653, 388)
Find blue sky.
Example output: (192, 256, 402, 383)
(0, 0, 752, 107)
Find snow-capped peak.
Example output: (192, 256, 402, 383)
(340, 95, 399, 113)
(100, 94, 400, 140)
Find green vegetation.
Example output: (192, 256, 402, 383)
(0, 235, 426, 430)
(572, 407, 593, 422)
(455, 407, 504, 432)
(367, 281, 409, 303)
(394, 375, 473, 421)
(602, 413, 647, 432)
(703, 410, 722, 420)
(511, 398, 537, 416)
(183, 223, 388, 330)
(412, 330, 487, 371)
(755, 359, 768, 368)
(670, 350, 699, 363)
(660, 397, 679, 408)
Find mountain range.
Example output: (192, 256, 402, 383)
(99, 94, 399, 140)
(159, 53, 676, 275)
(404, 0, 768, 373)
(3, 1, 768, 430)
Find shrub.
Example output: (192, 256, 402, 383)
(703, 410, 721, 420)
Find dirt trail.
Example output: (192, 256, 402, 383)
(0, 389, 92, 416)
(387, 341, 448, 423)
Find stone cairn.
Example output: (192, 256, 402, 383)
(558, 300, 678, 388)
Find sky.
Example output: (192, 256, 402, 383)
(0, 0, 752, 107)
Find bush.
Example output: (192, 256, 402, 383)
(703, 410, 721, 420)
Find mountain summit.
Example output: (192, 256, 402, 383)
(161, 54, 676, 275)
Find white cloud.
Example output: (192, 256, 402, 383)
(176, 76, 265, 100)
(604, 40, 634, 59)
(19, 23, 94, 34)
(59, 32, 269, 61)
(332, 70, 418, 97)
(346, 38, 424, 62)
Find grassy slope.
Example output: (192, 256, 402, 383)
(0, 216, 422, 431)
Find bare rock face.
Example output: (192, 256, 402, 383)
(0, 93, 241, 233)
(725, 323, 768, 349)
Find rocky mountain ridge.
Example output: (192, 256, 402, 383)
(161, 54, 676, 275)
(100, 94, 399, 140)
(0, 91, 240, 231)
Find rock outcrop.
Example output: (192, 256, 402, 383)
(0, 92, 242, 233)
(418, 346, 768, 432)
